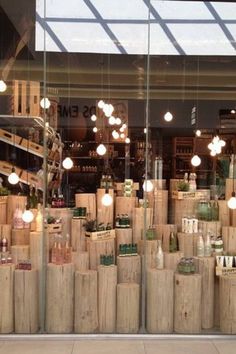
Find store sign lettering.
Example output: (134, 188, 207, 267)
(57, 105, 96, 118)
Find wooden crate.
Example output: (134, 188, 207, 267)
(85, 229, 115, 241)
(9, 80, 40, 117)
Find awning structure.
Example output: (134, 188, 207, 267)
(36, 0, 236, 55)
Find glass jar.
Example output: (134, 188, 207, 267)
(197, 200, 209, 221)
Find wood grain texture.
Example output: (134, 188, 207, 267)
(87, 238, 115, 270)
(117, 255, 141, 284)
(72, 251, 89, 271)
(116, 283, 139, 333)
(71, 218, 86, 252)
(220, 275, 236, 334)
(75, 193, 96, 220)
(96, 189, 114, 227)
(132, 207, 153, 244)
(0, 264, 15, 333)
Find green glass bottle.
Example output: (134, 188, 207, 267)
(169, 228, 178, 253)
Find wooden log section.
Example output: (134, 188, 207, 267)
(98, 265, 117, 333)
(0, 196, 7, 224)
(116, 283, 140, 334)
(87, 238, 115, 270)
(164, 251, 183, 271)
(194, 256, 215, 329)
(74, 270, 98, 333)
(145, 240, 158, 269)
(7, 195, 27, 224)
(96, 189, 114, 227)
(218, 200, 230, 227)
(132, 207, 153, 244)
(72, 251, 89, 271)
(147, 190, 168, 225)
(222, 226, 236, 253)
(147, 269, 174, 333)
(116, 228, 132, 253)
(174, 273, 202, 334)
(0, 264, 15, 333)
(14, 269, 39, 333)
(71, 218, 86, 252)
(115, 196, 137, 221)
(75, 193, 96, 220)
(171, 199, 198, 230)
(117, 255, 141, 285)
(220, 275, 236, 334)
(12, 228, 30, 246)
(214, 276, 220, 328)
(11, 245, 29, 264)
(155, 224, 177, 252)
(177, 232, 200, 258)
(46, 263, 74, 333)
(30, 231, 44, 271)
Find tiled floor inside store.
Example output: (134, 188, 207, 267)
(0, 338, 235, 354)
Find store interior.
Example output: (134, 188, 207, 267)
(0, 0, 236, 336)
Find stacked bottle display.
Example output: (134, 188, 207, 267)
(51, 234, 72, 265)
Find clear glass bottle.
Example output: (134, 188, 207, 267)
(204, 232, 212, 257)
(156, 240, 164, 269)
(189, 173, 197, 192)
(169, 226, 178, 253)
(64, 234, 72, 263)
(197, 233, 204, 257)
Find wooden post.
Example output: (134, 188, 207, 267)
(145, 240, 157, 269)
(98, 265, 117, 333)
(11, 245, 29, 264)
(171, 199, 198, 230)
(155, 224, 177, 252)
(115, 196, 137, 221)
(72, 251, 89, 271)
(177, 232, 200, 257)
(117, 255, 141, 285)
(116, 228, 132, 253)
(148, 190, 168, 225)
(0, 264, 14, 333)
(74, 270, 98, 333)
(194, 256, 215, 329)
(218, 200, 230, 227)
(7, 195, 27, 224)
(71, 218, 86, 252)
(174, 273, 202, 334)
(220, 275, 236, 334)
(147, 269, 174, 333)
(132, 207, 153, 244)
(0, 196, 7, 224)
(46, 263, 74, 333)
(164, 251, 183, 271)
(222, 226, 236, 253)
(225, 178, 233, 200)
(75, 193, 96, 220)
(96, 189, 114, 227)
(30, 231, 43, 271)
(214, 277, 220, 328)
(12, 228, 30, 246)
(48, 208, 73, 237)
(14, 269, 39, 333)
(116, 283, 140, 333)
(87, 238, 115, 270)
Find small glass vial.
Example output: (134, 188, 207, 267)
(156, 240, 164, 269)
(204, 232, 212, 257)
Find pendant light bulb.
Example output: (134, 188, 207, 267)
(96, 143, 106, 156)
(122, 123, 127, 129)
(62, 157, 73, 170)
(8, 168, 19, 185)
(227, 192, 236, 209)
(22, 209, 34, 223)
(144, 128, 147, 134)
(115, 117, 122, 125)
(112, 130, 119, 140)
(142, 180, 154, 193)
(40, 97, 51, 109)
(93, 127, 98, 133)
(98, 100, 105, 109)
(91, 114, 97, 122)
(0, 80, 7, 92)
(195, 130, 201, 137)
(101, 192, 113, 206)
(164, 111, 173, 122)
(120, 133, 125, 139)
(210, 150, 216, 157)
(125, 137, 130, 144)
(191, 154, 201, 167)
(108, 116, 116, 125)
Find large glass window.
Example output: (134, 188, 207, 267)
(0, 0, 236, 335)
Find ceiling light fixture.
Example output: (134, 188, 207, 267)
(96, 143, 107, 156)
(8, 167, 19, 185)
(40, 97, 51, 109)
(191, 154, 201, 167)
(62, 157, 73, 170)
(0, 79, 7, 92)
(164, 111, 173, 122)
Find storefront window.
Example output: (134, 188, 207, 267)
(0, 0, 236, 335)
